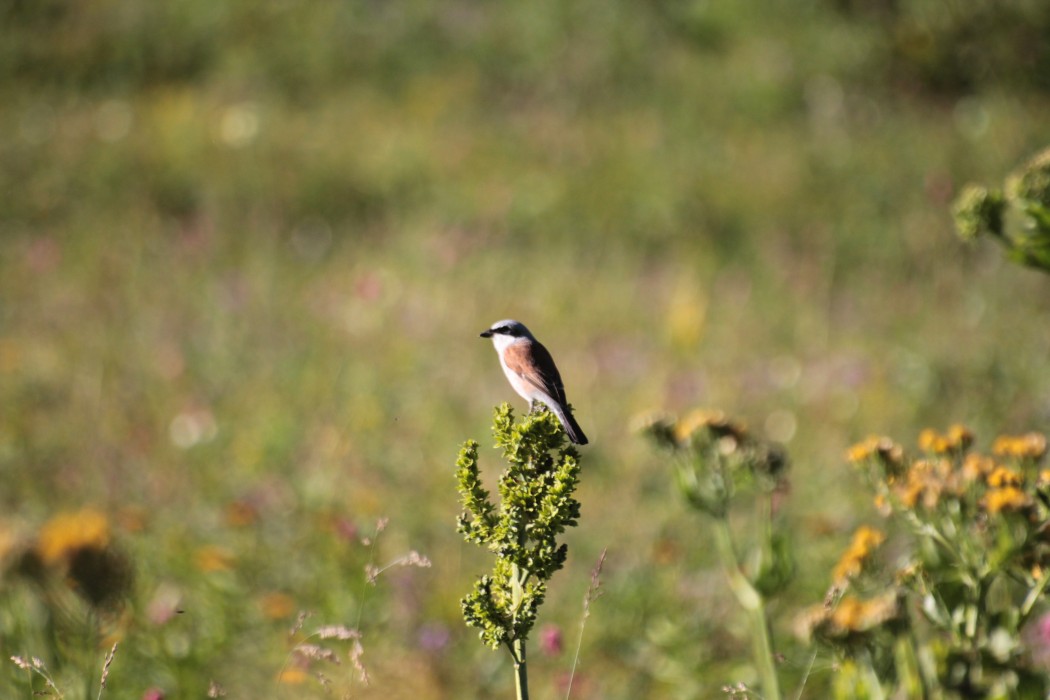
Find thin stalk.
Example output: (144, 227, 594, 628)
(510, 562, 530, 700)
(1021, 567, 1050, 621)
(712, 518, 781, 700)
(513, 637, 530, 700)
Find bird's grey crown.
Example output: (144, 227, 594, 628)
(487, 319, 531, 338)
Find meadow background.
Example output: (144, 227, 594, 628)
(2, 1, 1050, 697)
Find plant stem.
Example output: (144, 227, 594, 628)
(513, 637, 530, 700)
(1021, 567, 1050, 621)
(510, 562, 530, 700)
(712, 517, 781, 700)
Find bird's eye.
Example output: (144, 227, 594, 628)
(499, 326, 510, 334)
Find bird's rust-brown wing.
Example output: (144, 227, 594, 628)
(503, 339, 567, 404)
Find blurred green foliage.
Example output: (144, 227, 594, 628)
(954, 147, 1050, 273)
(1, 0, 1049, 697)
(643, 409, 792, 699)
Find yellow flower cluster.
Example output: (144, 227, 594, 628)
(833, 526, 886, 584)
(36, 509, 111, 565)
(983, 487, 1030, 514)
(897, 458, 954, 509)
(918, 425, 974, 454)
(987, 465, 1024, 488)
(849, 426, 1046, 516)
(992, 433, 1048, 460)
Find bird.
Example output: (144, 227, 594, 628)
(480, 319, 589, 445)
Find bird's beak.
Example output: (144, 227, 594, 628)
(479, 329, 494, 338)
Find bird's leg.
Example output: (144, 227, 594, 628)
(527, 400, 536, 414)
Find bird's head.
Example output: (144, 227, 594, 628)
(480, 319, 533, 346)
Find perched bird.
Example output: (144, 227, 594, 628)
(480, 319, 589, 445)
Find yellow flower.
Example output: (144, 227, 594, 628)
(895, 459, 953, 509)
(847, 436, 904, 468)
(993, 433, 1048, 460)
(259, 592, 296, 620)
(194, 545, 235, 573)
(962, 454, 995, 482)
(846, 438, 876, 463)
(947, 424, 975, 450)
(987, 466, 1024, 488)
(833, 526, 886, 583)
(918, 429, 950, 454)
(830, 592, 900, 633)
(277, 667, 308, 684)
(830, 596, 865, 630)
(897, 479, 924, 509)
(36, 509, 110, 565)
(673, 409, 747, 445)
(919, 425, 972, 454)
(797, 592, 901, 641)
(983, 487, 1030, 514)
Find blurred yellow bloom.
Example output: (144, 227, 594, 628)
(987, 466, 1024, 488)
(194, 545, 235, 573)
(918, 425, 973, 454)
(896, 459, 952, 509)
(830, 592, 900, 633)
(796, 592, 901, 641)
(993, 433, 1048, 460)
(846, 436, 877, 462)
(277, 667, 308, 684)
(962, 454, 995, 482)
(947, 424, 975, 451)
(36, 509, 110, 565)
(846, 436, 903, 468)
(831, 596, 866, 630)
(259, 592, 296, 620)
(833, 525, 885, 583)
(983, 487, 1030, 514)
(673, 409, 747, 445)
(918, 429, 950, 454)
(897, 480, 923, 509)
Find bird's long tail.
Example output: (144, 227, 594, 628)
(551, 403, 588, 446)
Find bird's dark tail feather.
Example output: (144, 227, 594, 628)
(557, 406, 588, 446)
